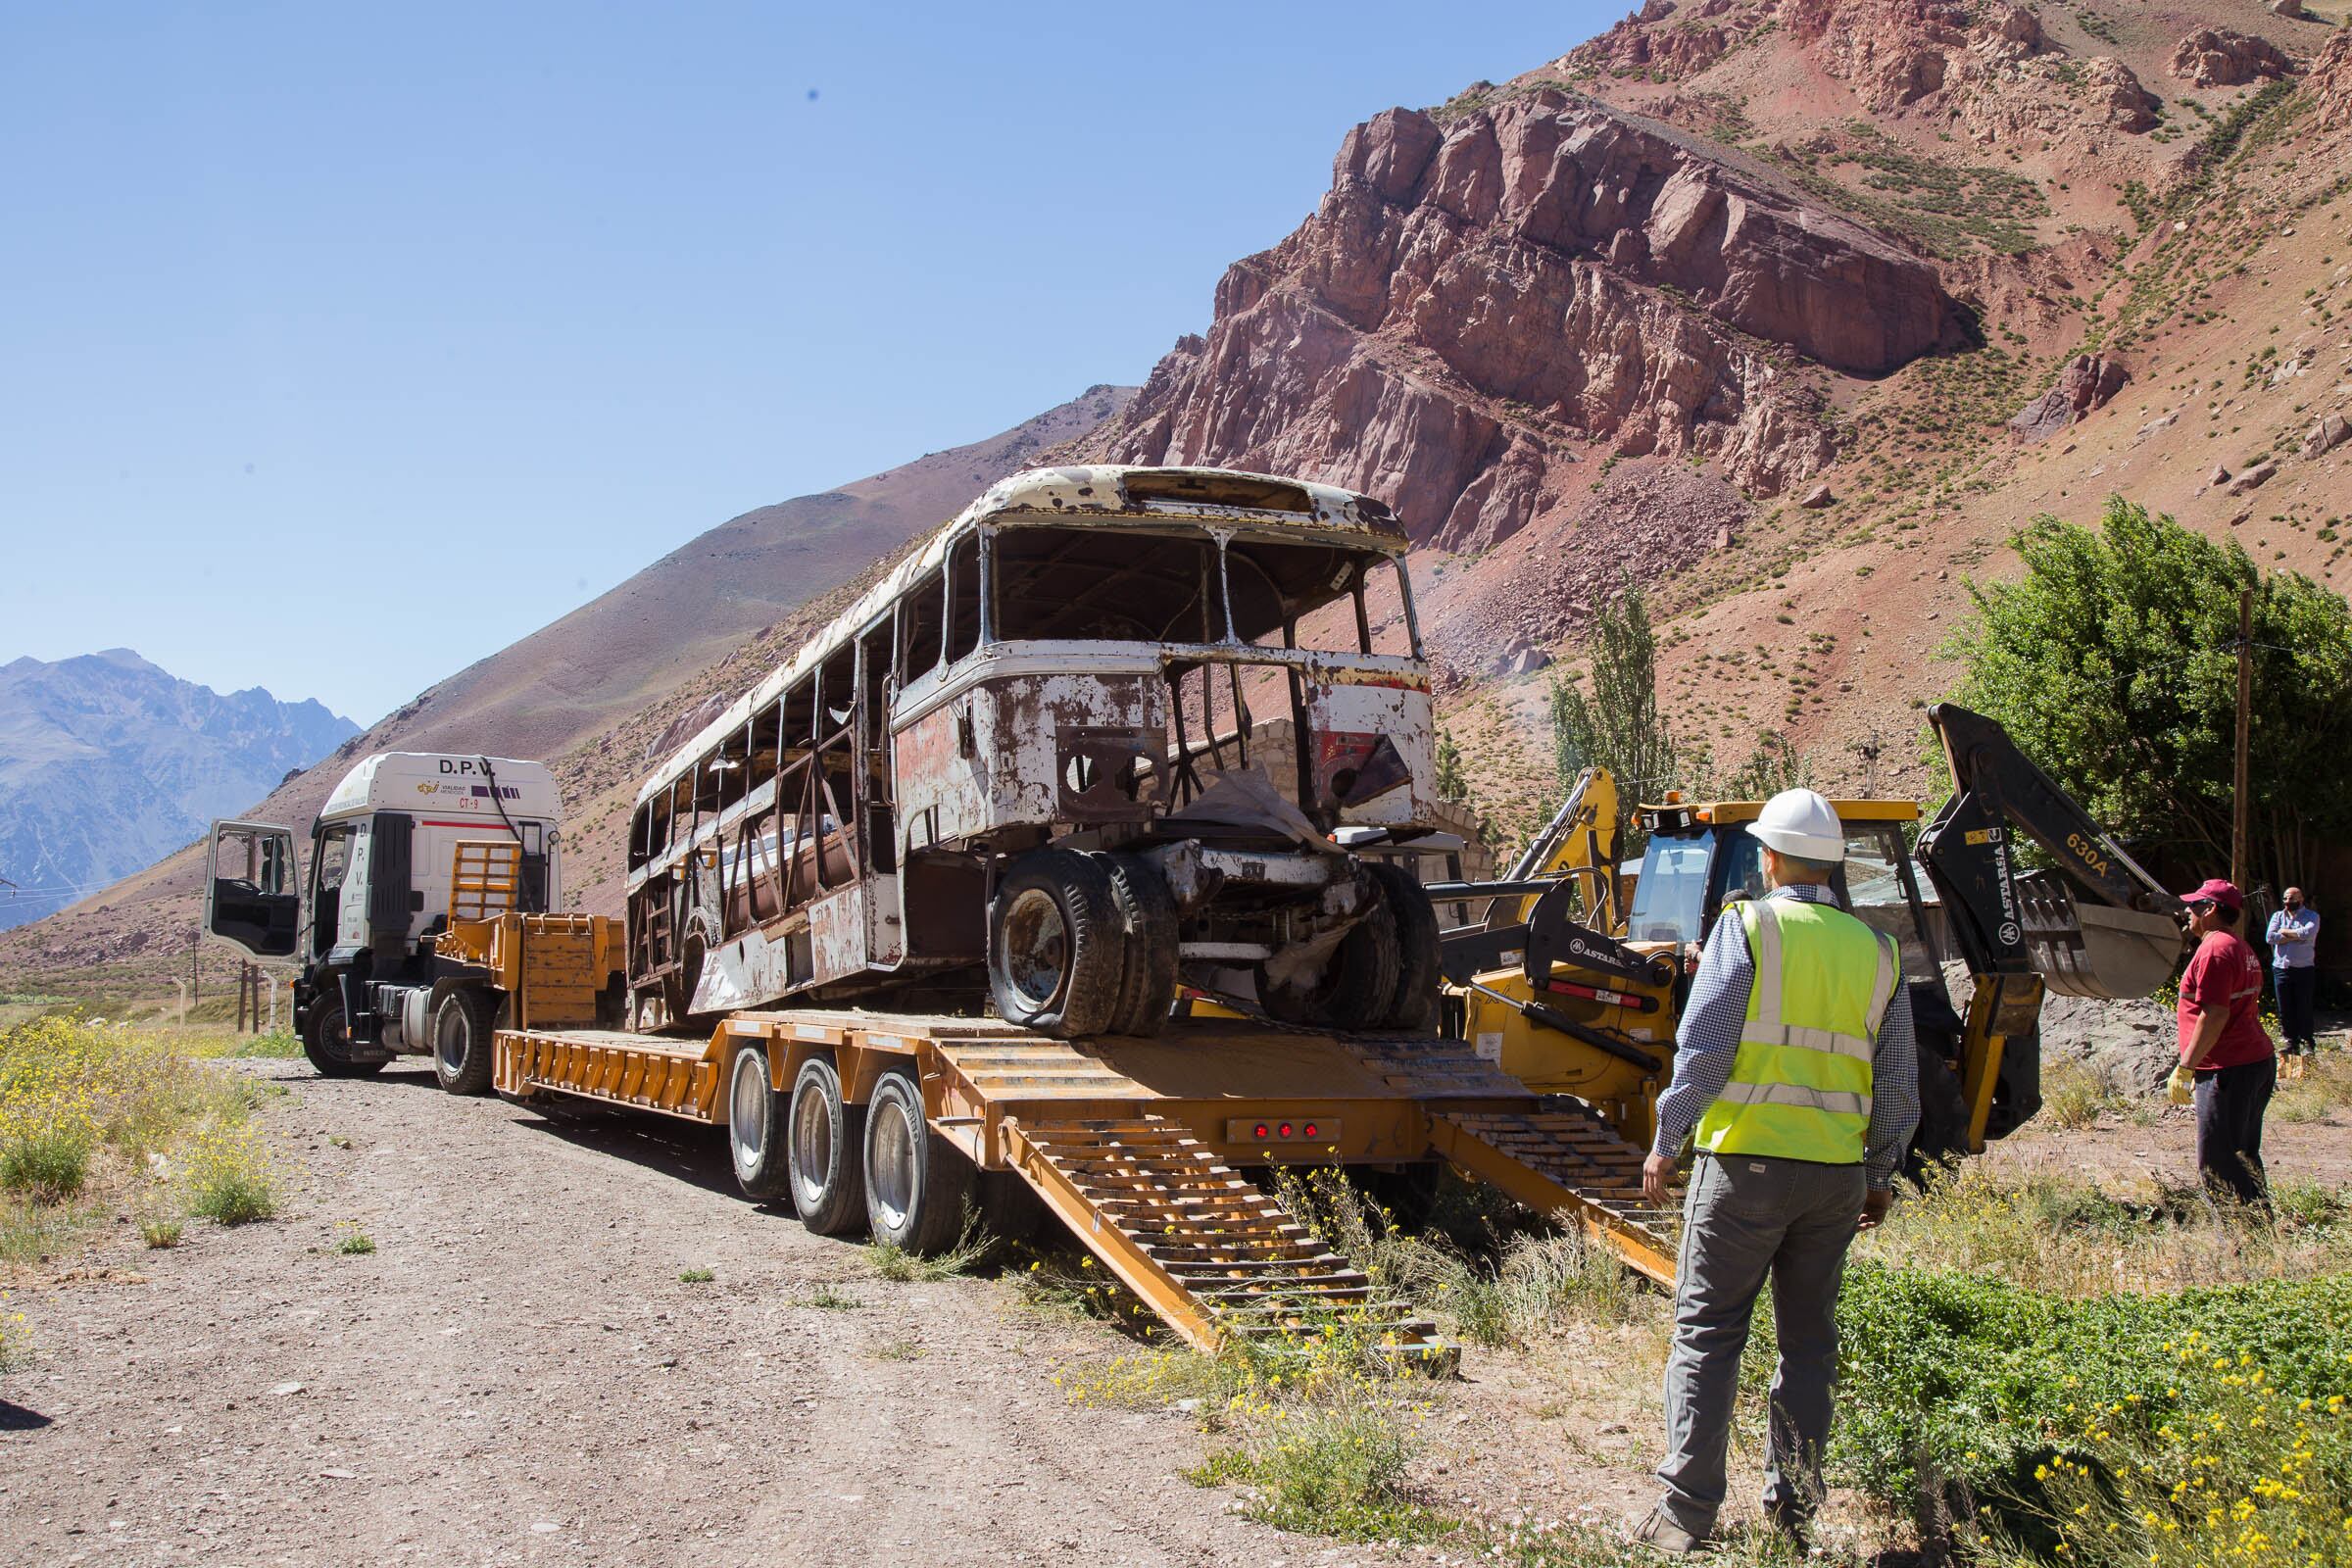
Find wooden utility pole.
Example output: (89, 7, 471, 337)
(189, 926, 200, 1008)
(2231, 586, 2254, 890)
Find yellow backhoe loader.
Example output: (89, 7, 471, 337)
(1437, 705, 2186, 1168)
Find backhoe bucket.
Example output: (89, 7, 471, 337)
(2017, 872, 2183, 1001)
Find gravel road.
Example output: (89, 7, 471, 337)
(0, 1060, 1417, 1568)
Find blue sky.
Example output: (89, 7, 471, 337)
(1, 1, 1608, 725)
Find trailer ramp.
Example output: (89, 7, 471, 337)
(1003, 1115, 1454, 1368)
(1427, 1099, 1680, 1286)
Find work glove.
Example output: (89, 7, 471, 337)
(2167, 1064, 2195, 1105)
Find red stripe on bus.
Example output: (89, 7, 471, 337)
(420, 820, 518, 832)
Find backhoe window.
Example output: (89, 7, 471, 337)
(1843, 823, 1936, 971)
(1629, 831, 1714, 945)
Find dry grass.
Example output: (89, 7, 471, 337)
(0, 1014, 285, 1279)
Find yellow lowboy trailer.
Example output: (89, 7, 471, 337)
(458, 914, 1680, 1359)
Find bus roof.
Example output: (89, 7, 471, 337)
(632, 465, 1410, 810)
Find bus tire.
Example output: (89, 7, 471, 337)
(1258, 898, 1400, 1032)
(863, 1069, 975, 1255)
(1100, 853, 1178, 1038)
(430, 988, 499, 1096)
(303, 997, 385, 1080)
(1366, 862, 1441, 1032)
(728, 1045, 790, 1201)
(987, 849, 1122, 1038)
(788, 1054, 867, 1236)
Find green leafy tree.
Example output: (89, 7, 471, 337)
(1548, 582, 1684, 798)
(1943, 498, 2352, 892)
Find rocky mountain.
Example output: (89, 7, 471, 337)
(0, 651, 358, 932)
(0, 388, 1135, 996)
(1077, 0, 2352, 836)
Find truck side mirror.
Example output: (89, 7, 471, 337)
(203, 819, 301, 960)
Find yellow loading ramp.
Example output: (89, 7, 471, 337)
(492, 1012, 1681, 1356)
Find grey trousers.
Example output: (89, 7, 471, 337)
(1656, 1153, 1867, 1536)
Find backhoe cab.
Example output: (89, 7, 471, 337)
(1442, 706, 2184, 1169)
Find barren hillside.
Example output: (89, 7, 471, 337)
(1077, 0, 2352, 843)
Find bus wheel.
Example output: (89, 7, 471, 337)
(1258, 898, 1400, 1032)
(987, 850, 1122, 1038)
(787, 1054, 867, 1236)
(863, 1069, 974, 1255)
(728, 1045, 790, 1200)
(1366, 862, 1441, 1032)
(431, 988, 499, 1096)
(1099, 853, 1178, 1038)
(303, 997, 385, 1080)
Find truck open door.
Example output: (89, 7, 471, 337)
(204, 819, 300, 961)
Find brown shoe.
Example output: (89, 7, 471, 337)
(1631, 1505, 1713, 1553)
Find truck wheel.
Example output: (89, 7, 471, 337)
(1099, 853, 1178, 1038)
(727, 1045, 790, 1200)
(1258, 899, 1400, 1031)
(863, 1069, 975, 1255)
(787, 1054, 867, 1236)
(1366, 862, 1441, 1032)
(430, 988, 499, 1096)
(303, 997, 385, 1080)
(987, 849, 1122, 1038)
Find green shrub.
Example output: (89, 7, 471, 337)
(1828, 1264, 2352, 1540)
(0, 1126, 91, 1202)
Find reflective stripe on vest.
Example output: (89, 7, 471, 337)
(1693, 898, 1897, 1165)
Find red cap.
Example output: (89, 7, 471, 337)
(2180, 877, 2244, 914)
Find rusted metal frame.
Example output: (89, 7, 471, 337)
(1353, 578, 1373, 655)
(1425, 1115, 1678, 1286)
(1167, 659, 1203, 806)
(1001, 1117, 1223, 1352)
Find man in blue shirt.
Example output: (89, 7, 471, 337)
(1630, 790, 1919, 1552)
(2265, 887, 2319, 1056)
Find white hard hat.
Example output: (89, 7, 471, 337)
(1750, 788, 1844, 862)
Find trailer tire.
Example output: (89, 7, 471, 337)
(788, 1055, 867, 1236)
(430, 988, 499, 1096)
(726, 1045, 791, 1201)
(1099, 853, 1178, 1038)
(1258, 897, 1400, 1032)
(987, 850, 1122, 1038)
(1366, 862, 1441, 1032)
(863, 1069, 975, 1256)
(303, 997, 385, 1080)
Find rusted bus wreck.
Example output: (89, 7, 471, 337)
(623, 464, 1449, 1038)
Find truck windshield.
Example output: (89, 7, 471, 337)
(991, 525, 1412, 657)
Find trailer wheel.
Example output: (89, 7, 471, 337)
(430, 988, 499, 1096)
(987, 850, 1122, 1038)
(1099, 853, 1178, 1038)
(1258, 896, 1400, 1031)
(303, 997, 385, 1080)
(727, 1045, 790, 1201)
(787, 1054, 867, 1236)
(863, 1069, 975, 1255)
(1366, 862, 1441, 1032)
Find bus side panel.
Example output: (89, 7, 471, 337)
(894, 699, 990, 854)
(809, 885, 869, 986)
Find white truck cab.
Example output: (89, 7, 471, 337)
(204, 753, 567, 1085)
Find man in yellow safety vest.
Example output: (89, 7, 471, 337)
(1630, 788, 1919, 1552)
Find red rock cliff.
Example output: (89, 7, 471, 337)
(1091, 91, 1954, 551)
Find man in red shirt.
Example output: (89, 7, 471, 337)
(2174, 877, 2277, 1206)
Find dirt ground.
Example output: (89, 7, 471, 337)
(3, 1054, 2345, 1568)
(0, 1061, 1444, 1568)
